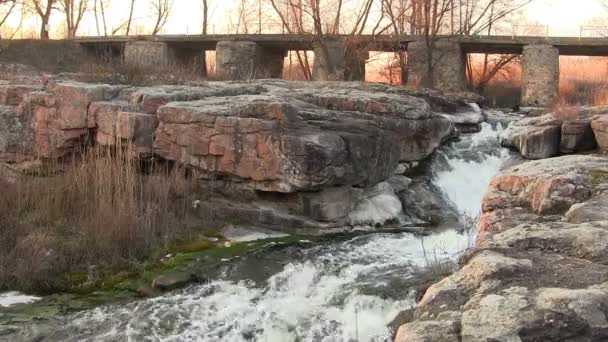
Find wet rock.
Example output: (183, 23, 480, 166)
(349, 181, 402, 225)
(484, 109, 523, 128)
(440, 103, 485, 134)
(398, 181, 459, 226)
(398, 154, 608, 341)
(501, 114, 562, 159)
(152, 272, 194, 291)
(288, 187, 354, 222)
(387, 175, 412, 193)
(136, 284, 160, 297)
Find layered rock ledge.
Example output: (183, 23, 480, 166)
(500, 107, 608, 159)
(0, 69, 485, 230)
(396, 154, 608, 341)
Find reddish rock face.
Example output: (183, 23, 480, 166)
(0, 85, 41, 106)
(0, 78, 456, 193)
(151, 83, 454, 193)
(478, 155, 606, 239)
(17, 82, 126, 158)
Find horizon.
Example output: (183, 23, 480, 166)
(3, 0, 608, 38)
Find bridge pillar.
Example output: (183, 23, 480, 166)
(215, 41, 286, 80)
(125, 41, 172, 66)
(406, 41, 466, 92)
(521, 44, 559, 108)
(312, 40, 368, 81)
(124, 41, 208, 77)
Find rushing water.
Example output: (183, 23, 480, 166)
(4, 123, 511, 342)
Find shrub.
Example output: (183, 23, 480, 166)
(0, 146, 201, 293)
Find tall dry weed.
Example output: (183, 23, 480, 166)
(0, 145, 198, 292)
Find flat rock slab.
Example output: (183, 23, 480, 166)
(397, 154, 608, 342)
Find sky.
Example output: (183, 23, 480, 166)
(5, 0, 608, 38)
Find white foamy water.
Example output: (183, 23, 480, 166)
(0, 292, 40, 307)
(11, 124, 511, 342)
(434, 123, 511, 217)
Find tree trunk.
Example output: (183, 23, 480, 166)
(126, 0, 136, 36)
(201, 0, 208, 77)
(40, 16, 50, 39)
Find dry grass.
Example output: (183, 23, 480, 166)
(479, 56, 608, 108)
(0, 146, 201, 293)
(78, 58, 211, 86)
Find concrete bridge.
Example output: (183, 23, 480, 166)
(75, 34, 608, 107)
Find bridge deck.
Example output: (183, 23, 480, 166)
(74, 34, 608, 56)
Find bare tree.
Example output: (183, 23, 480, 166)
(201, 0, 209, 34)
(201, 0, 210, 77)
(377, 0, 532, 88)
(26, 0, 58, 39)
(125, 0, 136, 36)
(266, 0, 375, 79)
(59, 0, 87, 38)
(150, 0, 172, 35)
(0, 0, 17, 36)
(93, 0, 110, 36)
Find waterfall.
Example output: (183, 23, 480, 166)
(8, 124, 512, 342)
(433, 123, 512, 218)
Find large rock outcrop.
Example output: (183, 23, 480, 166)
(502, 108, 608, 159)
(396, 155, 608, 341)
(0, 70, 464, 229)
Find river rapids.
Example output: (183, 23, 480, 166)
(2, 123, 512, 342)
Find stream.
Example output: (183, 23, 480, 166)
(1, 123, 512, 342)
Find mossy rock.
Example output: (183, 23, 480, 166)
(590, 169, 608, 185)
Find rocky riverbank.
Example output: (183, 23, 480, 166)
(0, 63, 488, 232)
(0, 63, 497, 296)
(396, 108, 608, 341)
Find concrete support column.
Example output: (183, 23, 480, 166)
(312, 40, 368, 81)
(406, 41, 466, 92)
(125, 41, 172, 66)
(521, 44, 560, 108)
(215, 41, 286, 80)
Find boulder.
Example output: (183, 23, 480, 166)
(501, 114, 562, 159)
(153, 81, 454, 193)
(348, 181, 403, 225)
(480, 155, 605, 233)
(151, 272, 194, 291)
(561, 117, 597, 154)
(565, 194, 608, 223)
(396, 154, 608, 341)
(287, 186, 355, 222)
(591, 114, 608, 153)
(398, 180, 460, 226)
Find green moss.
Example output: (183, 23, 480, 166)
(590, 169, 608, 185)
(171, 239, 216, 254)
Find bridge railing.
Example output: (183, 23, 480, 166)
(580, 26, 608, 38)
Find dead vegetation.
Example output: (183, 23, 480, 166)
(0, 145, 206, 293)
